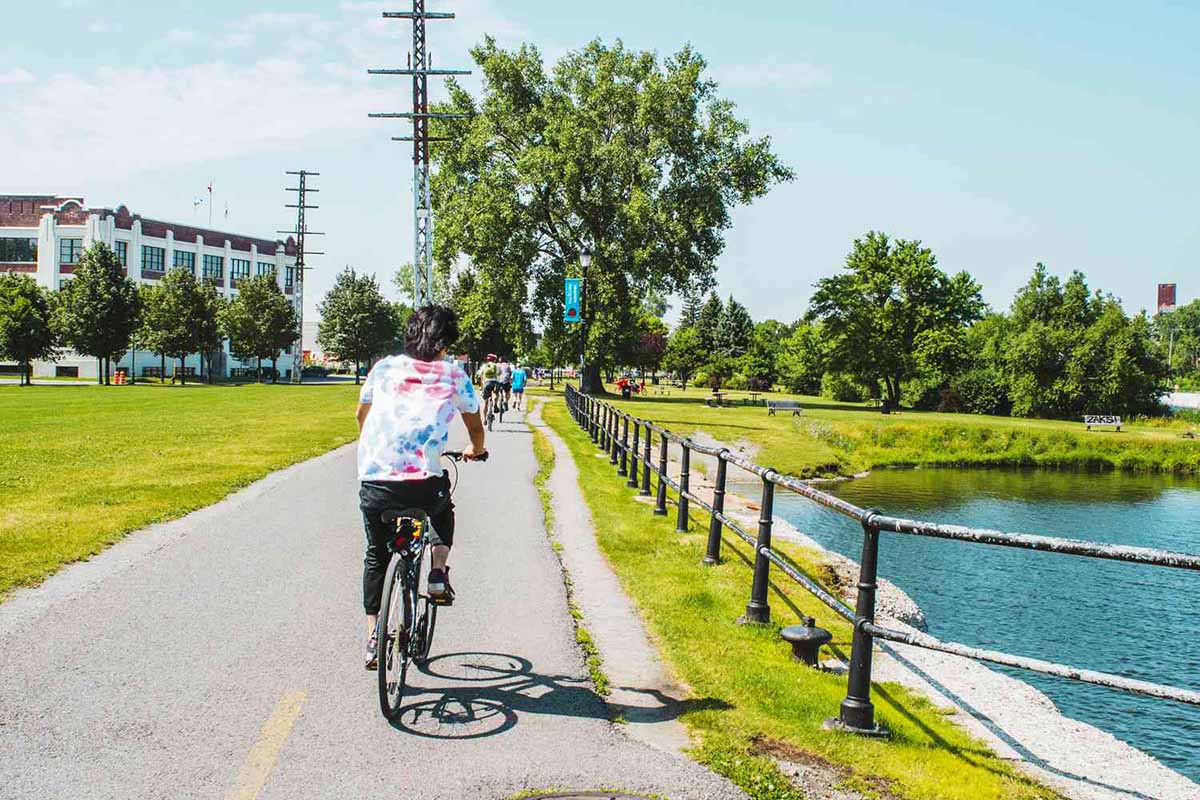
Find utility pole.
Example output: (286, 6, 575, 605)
(368, 2, 471, 308)
(281, 170, 325, 384)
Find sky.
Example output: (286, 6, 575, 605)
(3, 0, 1199, 327)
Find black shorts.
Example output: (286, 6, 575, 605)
(482, 380, 500, 400)
(359, 475, 454, 613)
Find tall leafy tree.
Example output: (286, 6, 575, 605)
(431, 38, 792, 392)
(196, 279, 226, 383)
(662, 326, 705, 391)
(55, 242, 138, 385)
(739, 319, 787, 390)
(317, 268, 398, 384)
(138, 268, 209, 384)
(679, 290, 702, 330)
(0, 274, 58, 385)
(777, 321, 826, 395)
(807, 231, 984, 406)
(136, 282, 172, 381)
(222, 274, 297, 383)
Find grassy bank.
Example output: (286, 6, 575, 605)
(538, 397, 1059, 800)
(531, 384, 1200, 478)
(0, 383, 359, 597)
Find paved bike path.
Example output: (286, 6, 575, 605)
(0, 409, 737, 800)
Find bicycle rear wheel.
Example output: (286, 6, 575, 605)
(377, 555, 412, 719)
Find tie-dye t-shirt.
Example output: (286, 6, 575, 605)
(356, 355, 480, 482)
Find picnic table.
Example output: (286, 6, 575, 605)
(748, 391, 762, 405)
(706, 391, 728, 407)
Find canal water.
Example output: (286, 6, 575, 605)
(764, 468, 1200, 782)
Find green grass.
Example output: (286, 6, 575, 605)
(530, 383, 1200, 478)
(540, 396, 1061, 800)
(530, 410, 611, 697)
(0, 382, 360, 597)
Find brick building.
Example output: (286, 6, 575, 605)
(0, 194, 300, 380)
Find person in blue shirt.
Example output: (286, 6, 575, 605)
(510, 364, 528, 411)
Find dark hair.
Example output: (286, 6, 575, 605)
(405, 304, 459, 361)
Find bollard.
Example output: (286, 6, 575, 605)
(640, 423, 653, 496)
(628, 420, 640, 488)
(781, 617, 833, 667)
(676, 442, 691, 532)
(739, 472, 775, 624)
(704, 452, 728, 564)
(654, 432, 669, 515)
(828, 511, 888, 737)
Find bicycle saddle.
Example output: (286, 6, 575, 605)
(381, 508, 430, 525)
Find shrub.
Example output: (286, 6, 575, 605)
(821, 371, 868, 402)
(726, 372, 748, 390)
(952, 368, 1011, 416)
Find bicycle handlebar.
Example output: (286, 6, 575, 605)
(443, 450, 489, 462)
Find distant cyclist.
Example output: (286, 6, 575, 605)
(497, 358, 513, 411)
(356, 306, 487, 670)
(475, 354, 501, 421)
(511, 363, 528, 411)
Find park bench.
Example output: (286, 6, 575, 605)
(767, 399, 804, 417)
(1084, 415, 1121, 432)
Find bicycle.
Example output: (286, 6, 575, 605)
(376, 449, 488, 719)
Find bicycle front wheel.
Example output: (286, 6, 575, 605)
(377, 555, 412, 719)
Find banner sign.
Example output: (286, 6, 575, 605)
(563, 278, 582, 323)
(1157, 283, 1177, 314)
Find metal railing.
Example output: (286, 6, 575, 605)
(564, 385, 1200, 735)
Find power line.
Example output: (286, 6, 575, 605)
(368, 2, 472, 308)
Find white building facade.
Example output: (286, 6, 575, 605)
(0, 195, 301, 380)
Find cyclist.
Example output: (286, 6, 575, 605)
(357, 305, 487, 670)
(497, 358, 513, 412)
(475, 354, 501, 421)
(511, 363, 528, 411)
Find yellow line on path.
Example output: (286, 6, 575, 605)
(226, 691, 306, 800)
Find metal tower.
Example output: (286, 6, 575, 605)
(368, 2, 471, 308)
(281, 170, 324, 384)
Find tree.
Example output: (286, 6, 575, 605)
(0, 274, 57, 385)
(430, 38, 792, 392)
(739, 319, 787, 390)
(195, 279, 226, 383)
(222, 274, 297, 383)
(138, 268, 209, 384)
(135, 282, 172, 381)
(55, 242, 138, 385)
(807, 231, 984, 406)
(662, 326, 705, 390)
(696, 292, 724, 360)
(718, 295, 754, 359)
(777, 322, 825, 395)
(679, 290, 702, 330)
(317, 268, 398, 384)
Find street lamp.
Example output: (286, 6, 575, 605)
(579, 249, 592, 390)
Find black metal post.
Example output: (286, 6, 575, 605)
(601, 405, 610, 450)
(610, 411, 621, 466)
(627, 418, 639, 487)
(640, 423, 652, 496)
(619, 414, 629, 475)
(654, 432, 669, 515)
(835, 511, 886, 735)
(676, 442, 691, 532)
(704, 452, 728, 565)
(740, 473, 775, 624)
(589, 398, 598, 443)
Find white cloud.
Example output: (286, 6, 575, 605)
(0, 68, 35, 85)
(712, 61, 827, 92)
(0, 60, 392, 185)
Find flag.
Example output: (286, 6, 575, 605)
(564, 278, 582, 323)
(224, 201, 229, 220)
(207, 181, 212, 195)
(192, 197, 204, 208)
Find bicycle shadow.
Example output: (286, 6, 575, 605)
(389, 651, 730, 740)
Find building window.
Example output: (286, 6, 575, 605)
(173, 250, 195, 273)
(0, 238, 37, 262)
(59, 238, 83, 265)
(114, 241, 128, 268)
(257, 261, 275, 277)
(284, 265, 295, 289)
(202, 254, 224, 281)
(230, 258, 251, 284)
(142, 245, 166, 273)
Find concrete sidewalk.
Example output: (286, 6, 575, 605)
(0, 409, 734, 800)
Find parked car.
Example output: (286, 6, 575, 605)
(302, 365, 331, 378)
